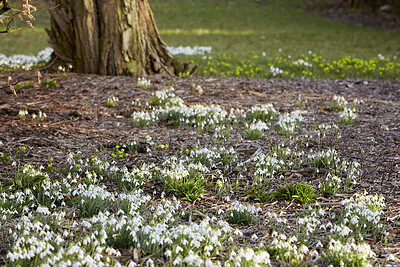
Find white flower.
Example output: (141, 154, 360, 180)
(168, 46, 212, 56)
(173, 256, 182, 265)
(311, 250, 319, 261)
(175, 246, 183, 254)
(146, 258, 154, 266)
(299, 245, 309, 254)
(137, 77, 151, 88)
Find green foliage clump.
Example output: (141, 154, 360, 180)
(274, 182, 318, 204)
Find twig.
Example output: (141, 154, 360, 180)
(305, 201, 345, 208)
(243, 146, 263, 164)
(0, 15, 13, 33)
(278, 167, 329, 175)
(0, 0, 11, 16)
(192, 210, 208, 218)
(0, 57, 58, 91)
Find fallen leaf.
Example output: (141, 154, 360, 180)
(196, 85, 203, 94)
(9, 85, 18, 98)
(381, 124, 389, 131)
(388, 228, 400, 234)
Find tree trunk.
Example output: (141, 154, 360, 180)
(47, 0, 177, 76)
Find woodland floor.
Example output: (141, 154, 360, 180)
(0, 73, 400, 265)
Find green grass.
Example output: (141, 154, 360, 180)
(151, 0, 400, 79)
(0, 9, 50, 56)
(152, 0, 399, 60)
(0, 0, 399, 79)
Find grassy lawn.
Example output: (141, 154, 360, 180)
(0, 0, 399, 79)
(152, 0, 400, 79)
(153, 0, 399, 60)
(0, 8, 50, 56)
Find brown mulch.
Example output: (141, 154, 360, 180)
(1, 72, 400, 265)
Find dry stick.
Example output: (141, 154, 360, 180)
(380, 140, 396, 187)
(192, 210, 208, 218)
(277, 167, 329, 175)
(222, 146, 263, 185)
(188, 210, 207, 224)
(242, 146, 263, 164)
(305, 201, 345, 208)
(0, 57, 58, 91)
(0, 0, 11, 15)
(0, 16, 13, 33)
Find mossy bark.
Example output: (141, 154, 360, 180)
(47, 0, 176, 76)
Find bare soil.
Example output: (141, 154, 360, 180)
(1, 73, 400, 265)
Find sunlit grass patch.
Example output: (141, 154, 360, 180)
(74, 184, 115, 217)
(276, 113, 304, 136)
(114, 164, 154, 191)
(321, 239, 374, 267)
(330, 95, 348, 111)
(189, 146, 237, 168)
(244, 121, 269, 140)
(226, 247, 271, 266)
(274, 182, 318, 205)
(267, 232, 316, 266)
(227, 200, 261, 225)
(339, 107, 358, 125)
(245, 103, 277, 122)
(104, 96, 118, 108)
(131, 111, 158, 127)
(251, 153, 284, 181)
(192, 52, 400, 80)
(338, 193, 386, 240)
(157, 162, 210, 202)
(308, 149, 339, 169)
(244, 181, 274, 203)
(137, 77, 151, 89)
(10, 164, 48, 192)
(213, 125, 231, 143)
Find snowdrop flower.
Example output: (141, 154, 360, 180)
(0, 48, 53, 70)
(165, 250, 172, 257)
(299, 245, 309, 254)
(270, 65, 283, 77)
(175, 246, 183, 254)
(293, 59, 312, 67)
(146, 258, 154, 266)
(173, 256, 182, 265)
(137, 77, 151, 88)
(168, 46, 212, 56)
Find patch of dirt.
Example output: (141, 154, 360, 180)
(305, 0, 400, 30)
(1, 73, 400, 265)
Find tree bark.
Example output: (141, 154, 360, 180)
(47, 0, 177, 76)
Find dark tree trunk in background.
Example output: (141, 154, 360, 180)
(47, 0, 177, 76)
(341, 0, 400, 15)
